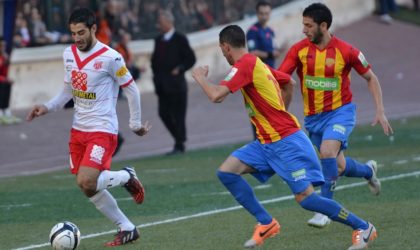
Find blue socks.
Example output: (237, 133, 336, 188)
(300, 193, 368, 230)
(341, 157, 373, 179)
(217, 171, 272, 225)
(320, 158, 338, 199)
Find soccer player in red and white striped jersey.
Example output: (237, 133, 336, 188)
(27, 8, 150, 246)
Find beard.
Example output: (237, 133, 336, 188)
(79, 37, 92, 52)
(310, 27, 323, 45)
(77, 31, 94, 52)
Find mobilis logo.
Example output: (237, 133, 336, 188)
(304, 75, 339, 91)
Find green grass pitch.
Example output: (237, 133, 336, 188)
(1, 117, 420, 250)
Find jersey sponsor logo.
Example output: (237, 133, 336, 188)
(72, 89, 96, 100)
(358, 52, 369, 68)
(93, 60, 103, 70)
(325, 58, 335, 67)
(75, 98, 95, 109)
(71, 70, 88, 91)
(304, 75, 339, 91)
(224, 67, 238, 81)
(332, 124, 346, 135)
(90, 145, 105, 164)
(116, 66, 128, 77)
(66, 59, 74, 63)
(291, 169, 306, 181)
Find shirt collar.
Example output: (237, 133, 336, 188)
(163, 28, 175, 41)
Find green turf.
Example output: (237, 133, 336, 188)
(392, 6, 420, 26)
(1, 117, 419, 250)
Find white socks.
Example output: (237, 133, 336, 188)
(96, 170, 130, 191)
(89, 190, 135, 231)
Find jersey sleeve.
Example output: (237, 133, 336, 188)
(278, 45, 299, 74)
(246, 26, 259, 51)
(219, 62, 251, 93)
(63, 50, 71, 83)
(269, 66, 291, 87)
(349, 47, 371, 75)
(109, 53, 134, 87)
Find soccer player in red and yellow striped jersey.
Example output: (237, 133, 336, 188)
(192, 24, 377, 250)
(279, 3, 392, 241)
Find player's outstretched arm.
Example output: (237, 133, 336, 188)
(26, 104, 48, 121)
(192, 66, 230, 103)
(362, 69, 393, 136)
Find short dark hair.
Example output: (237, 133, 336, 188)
(68, 8, 96, 28)
(219, 25, 246, 48)
(256, 0, 272, 11)
(303, 3, 332, 29)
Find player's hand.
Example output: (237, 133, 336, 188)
(171, 67, 180, 76)
(273, 49, 281, 58)
(133, 121, 152, 136)
(192, 66, 209, 81)
(371, 112, 393, 136)
(26, 104, 48, 122)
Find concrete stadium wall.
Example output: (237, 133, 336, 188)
(9, 0, 385, 109)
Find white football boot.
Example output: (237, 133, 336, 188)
(307, 212, 331, 228)
(366, 160, 381, 195)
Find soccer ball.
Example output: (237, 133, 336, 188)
(49, 221, 81, 250)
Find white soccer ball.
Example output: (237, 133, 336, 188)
(49, 221, 81, 250)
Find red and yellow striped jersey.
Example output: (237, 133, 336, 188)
(220, 54, 300, 144)
(279, 36, 371, 116)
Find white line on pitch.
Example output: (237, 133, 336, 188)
(0, 203, 32, 209)
(12, 170, 420, 250)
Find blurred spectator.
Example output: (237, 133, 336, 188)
(196, 1, 214, 30)
(378, 0, 398, 24)
(115, 31, 142, 81)
(13, 12, 31, 48)
(151, 10, 196, 155)
(0, 38, 21, 125)
(30, 7, 52, 46)
(247, 1, 281, 68)
(414, 0, 419, 11)
(13, 0, 294, 47)
(96, 13, 112, 46)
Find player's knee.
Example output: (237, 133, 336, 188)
(319, 148, 337, 158)
(217, 170, 239, 184)
(76, 176, 97, 195)
(337, 164, 346, 175)
(294, 185, 314, 203)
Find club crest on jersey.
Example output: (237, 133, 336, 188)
(93, 60, 103, 70)
(116, 66, 128, 77)
(325, 58, 335, 67)
(71, 70, 88, 91)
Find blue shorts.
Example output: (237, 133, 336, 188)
(231, 130, 324, 194)
(304, 103, 356, 151)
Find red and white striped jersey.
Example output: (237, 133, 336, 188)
(62, 41, 134, 134)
